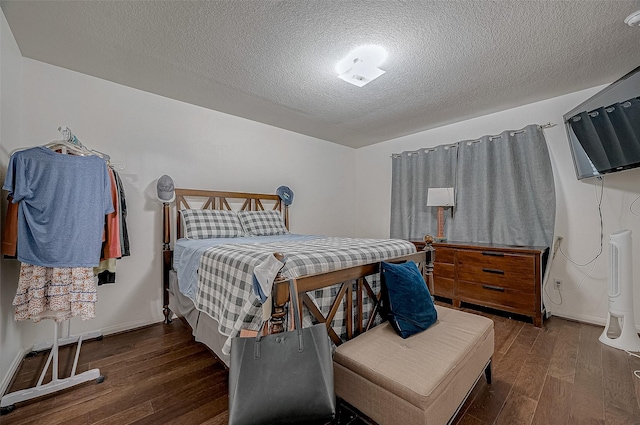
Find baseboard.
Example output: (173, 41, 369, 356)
(0, 347, 31, 397)
(100, 315, 167, 336)
(547, 311, 640, 332)
(30, 315, 166, 352)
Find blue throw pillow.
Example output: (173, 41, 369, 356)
(380, 261, 437, 338)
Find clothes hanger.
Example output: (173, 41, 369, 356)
(10, 127, 122, 167)
(49, 127, 123, 167)
(45, 126, 93, 156)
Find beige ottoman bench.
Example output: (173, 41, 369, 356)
(333, 305, 494, 425)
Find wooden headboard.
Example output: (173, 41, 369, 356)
(161, 188, 289, 323)
(172, 188, 288, 240)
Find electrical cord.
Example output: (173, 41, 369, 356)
(543, 280, 562, 305)
(543, 236, 563, 305)
(558, 176, 604, 268)
(552, 177, 604, 297)
(625, 350, 640, 379)
(564, 260, 599, 294)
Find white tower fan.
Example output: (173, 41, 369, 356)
(599, 229, 640, 351)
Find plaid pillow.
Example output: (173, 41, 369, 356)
(180, 209, 245, 239)
(237, 210, 288, 236)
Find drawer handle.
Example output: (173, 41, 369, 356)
(482, 268, 505, 275)
(482, 251, 504, 257)
(482, 285, 505, 292)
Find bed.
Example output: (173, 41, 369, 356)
(161, 188, 433, 366)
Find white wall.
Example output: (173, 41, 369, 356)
(355, 88, 640, 330)
(0, 9, 25, 394)
(2, 57, 357, 357)
(0, 9, 25, 395)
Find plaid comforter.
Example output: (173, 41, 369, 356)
(194, 237, 416, 354)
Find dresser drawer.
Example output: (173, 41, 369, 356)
(433, 262, 455, 298)
(456, 250, 535, 293)
(433, 277, 454, 298)
(434, 247, 455, 264)
(457, 280, 536, 312)
(434, 262, 455, 280)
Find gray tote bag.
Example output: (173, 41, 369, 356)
(228, 279, 336, 425)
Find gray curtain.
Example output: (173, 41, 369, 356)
(449, 124, 555, 248)
(390, 145, 457, 240)
(390, 124, 555, 248)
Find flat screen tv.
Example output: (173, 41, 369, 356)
(564, 65, 640, 180)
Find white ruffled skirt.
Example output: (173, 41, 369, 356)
(13, 263, 97, 322)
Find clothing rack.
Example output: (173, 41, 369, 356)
(0, 318, 104, 414)
(31, 320, 102, 353)
(1, 126, 112, 414)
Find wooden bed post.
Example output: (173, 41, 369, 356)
(162, 201, 172, 324)
(270, 253, 288, 334)
(284, 204, 290, 231)
(423, 235, 435, 294)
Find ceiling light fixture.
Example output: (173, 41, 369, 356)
(625, 10, 640, 26)
(336, 45, 387, 87)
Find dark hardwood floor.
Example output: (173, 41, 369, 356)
(2, 306, 640, 425)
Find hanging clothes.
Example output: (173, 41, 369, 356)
(3, 146, 113, 267)
(102, 167, 122, 260)
(1, 195, 19, 257)
(3, 145, 113, 322)
(95, 258, 117, 285)
(93, 166, 130, 285)
(13, 263, 97, 322)
(113, 169, 130, 257)
(94, 169, 119, 286)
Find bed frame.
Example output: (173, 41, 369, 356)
(162, 188, 289, 323)
(161, 188, 434, 348)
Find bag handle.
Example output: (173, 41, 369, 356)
(254, 279, 304, 357)
(289, 279, 305, 352)
(288, 279, 303, 331)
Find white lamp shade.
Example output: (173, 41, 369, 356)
(427, 187, 455, 207)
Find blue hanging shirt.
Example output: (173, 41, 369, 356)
(3, 147, 114, 267)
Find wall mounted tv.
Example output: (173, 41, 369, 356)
(564, 65, 640, 180)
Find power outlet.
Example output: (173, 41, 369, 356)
(554, 278, 562, 290)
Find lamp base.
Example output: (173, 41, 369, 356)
(435, 207, 447, 244)
(434, 237, 448, 243)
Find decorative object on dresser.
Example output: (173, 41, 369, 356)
(426, 187, 455, 242)
(430, 241, 548, 327)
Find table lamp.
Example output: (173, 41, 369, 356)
(427, 187, 455, 242)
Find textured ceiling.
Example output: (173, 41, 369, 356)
(2, 0, 640, 148)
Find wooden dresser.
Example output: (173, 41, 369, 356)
(414, 241, 548, 327)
